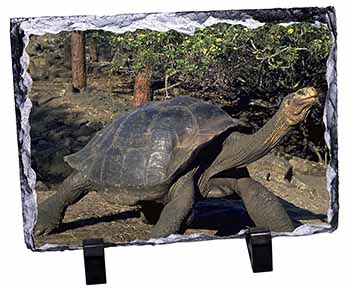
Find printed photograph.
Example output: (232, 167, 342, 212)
(18, 11, 334, 248)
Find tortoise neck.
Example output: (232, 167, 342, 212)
(249, 111, 291, 158)
(199, 110, 291, 194)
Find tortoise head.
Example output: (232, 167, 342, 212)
(279, 87, 319, 126)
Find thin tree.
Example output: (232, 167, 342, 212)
(71, 31, 86, 92)
(132, 65, 152, 107)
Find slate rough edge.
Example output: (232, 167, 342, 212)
(9, 6, 338, 251)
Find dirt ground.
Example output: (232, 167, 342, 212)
(29, 77, 330, 249)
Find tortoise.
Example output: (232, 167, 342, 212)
(34, 87, 318, 239)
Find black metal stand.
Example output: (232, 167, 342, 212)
(245, 227, 273, 273)
(81, 229, 271, 284)
(83, 239, 107, 285)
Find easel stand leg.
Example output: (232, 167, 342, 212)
(245, 227, 273, 273)
(83, 239, 107, 285)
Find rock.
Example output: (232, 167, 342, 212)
(248, 153, 292, 182)
(291, 174, 329, 199)
(289, 156, 326, 177)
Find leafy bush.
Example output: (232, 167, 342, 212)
(106, 23, 330, 96)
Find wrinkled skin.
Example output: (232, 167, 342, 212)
(35, 87, 318, 239)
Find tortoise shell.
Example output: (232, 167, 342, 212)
(64, 97, 238, 188)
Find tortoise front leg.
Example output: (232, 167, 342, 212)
(206, 173, 294, 232)
(235, 177, 294, 232)
(150, 168, 197, 239)
(34, 171, 92, 236)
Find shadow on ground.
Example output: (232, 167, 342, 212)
(279, 197, 327, 223)
(52, 209, 140, 234)
(46, 197, 327, 238)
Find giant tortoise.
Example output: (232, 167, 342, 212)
(35, 87, 318, 239)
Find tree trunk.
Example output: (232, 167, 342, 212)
(71, 31, 86, 92)
(132, 66, 152, 107)
(88, 37, 98, 63)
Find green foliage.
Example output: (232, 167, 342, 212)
(105, 22, 331, 97)
(235, 23, 331, 93)
(188, 23, 331, 96)
(110, 30, 185, 75)
(86, 22, 331, 123)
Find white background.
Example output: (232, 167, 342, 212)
(1, 0, 349, 288)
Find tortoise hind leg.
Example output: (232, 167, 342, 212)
(34, 171, 92, 236)
(150, 168, 197, 239)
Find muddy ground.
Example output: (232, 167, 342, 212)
(29, 77, 329, 249)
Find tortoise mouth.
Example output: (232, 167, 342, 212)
(295, 95, 319, 116)
(301, 95, 320, 106)
(283, 93, 319, 125)
(298, 87, 319, 106)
